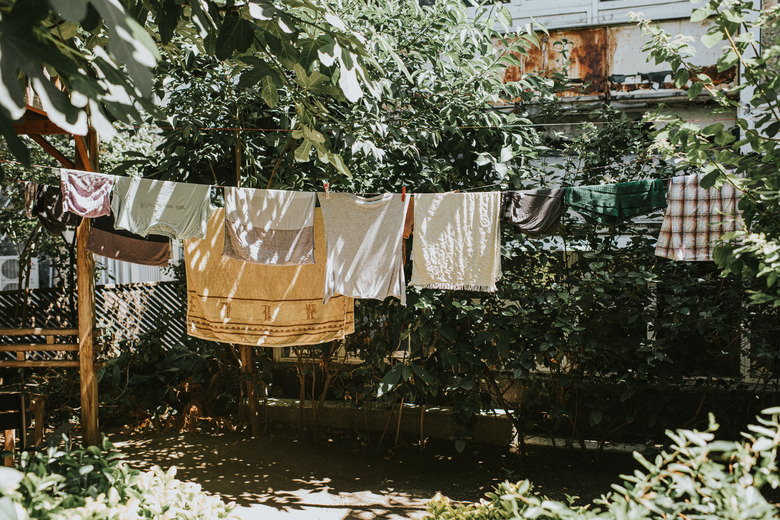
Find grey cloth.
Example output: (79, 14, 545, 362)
(317, 193, 409, 305)
(502, 188, 563, 236)
(223, 188, 316, 265)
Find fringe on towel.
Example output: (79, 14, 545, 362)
(411, 282, 497, 292)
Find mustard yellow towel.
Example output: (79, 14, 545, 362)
(185, 208, 354, 346)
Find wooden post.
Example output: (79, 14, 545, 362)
(3, 430, 14, 466)
(77, 218, 99, 446)
(239, 345, 260, 436)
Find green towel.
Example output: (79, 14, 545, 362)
(564, 180, 667, 225)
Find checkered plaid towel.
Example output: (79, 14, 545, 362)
(655, 173, 741, 261)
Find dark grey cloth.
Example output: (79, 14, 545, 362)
(502, 188, 563, 236)
(25, 182, 82, 236)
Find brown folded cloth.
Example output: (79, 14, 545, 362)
(25, 182, 82, 236)
(87, 215, 171, 266)
(502, 188, 563, 236)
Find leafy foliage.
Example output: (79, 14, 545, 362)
(634, 0, 780, 306)
(0, 0, 375, 165)
(425, 409, 780, 520)
(138, 0, 555, 187)
(0, 437, 237, 519)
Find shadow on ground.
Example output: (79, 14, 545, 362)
(110, 426, 639, 520)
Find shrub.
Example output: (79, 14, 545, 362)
(425, 408, 780, 520)
(0, 437, 238, 519)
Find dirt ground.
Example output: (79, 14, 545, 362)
(110, 426, 640, 520)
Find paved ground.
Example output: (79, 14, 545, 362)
(110, 427, 637, 520)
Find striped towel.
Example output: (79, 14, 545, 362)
(185, 208, 354, 347)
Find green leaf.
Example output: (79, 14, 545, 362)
(215, 12, 255, 60)
(90, 0, 159, 95)
(327, 152, 352, 177)
(237, 62, 273, 89)
(294, 139, 312, 162)
(412, 365, 434, 385)
(687, 81, 704, 100)
(717, 48, 739, 71)
(701, 30, 723, 48)
(260, 75, 279, 107)
(377, 366, 402, 397)
(701, 123, 723, 136)
(673, 68, 689, 89)
(689, 7, 712, 23)
(700, 169, 720, 189)
(293, 64, 329, 90)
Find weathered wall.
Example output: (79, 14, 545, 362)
(501, 19, 735, 101)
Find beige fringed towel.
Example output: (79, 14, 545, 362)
(410, 192, 502, 292)
(185, 208, 354, 346)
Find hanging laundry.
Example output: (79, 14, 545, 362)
(655, 173, 741, 261)
(318, 193, 409, 305)
(502, 188, 563, 236)
(111, 176, 210, 240)
(87, 215, 171, 266)
(185, 208, 354, 347)
(223, 188, 316, 265)
(60, 169, 113, 218)
(564, 179, 667, 225)
(24, 182, 82, 236)
(410, 192, 502, 292)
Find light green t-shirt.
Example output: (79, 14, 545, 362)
(111, 177, 211, 240)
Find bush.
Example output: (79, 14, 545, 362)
(0, 437, 237, 519)
(425, 408, 780, 520)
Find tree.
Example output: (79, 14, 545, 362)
(635, 0, 780, 305)
(0, 0, 376, 168)
(141, 0, 555, 188)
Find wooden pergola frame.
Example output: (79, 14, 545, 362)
(4, 104, 100, 446)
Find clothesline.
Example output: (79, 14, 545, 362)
(117, 117, 741, 133)
(21, 168, 741, 348)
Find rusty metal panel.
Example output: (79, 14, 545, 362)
(502, 19, 736, 100)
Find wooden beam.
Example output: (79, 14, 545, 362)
(27, 135, 75, 169)
(14, 119, 69, 135)
(74, 135, 93, 172)
(87, 129, 99, 173)
(0, 328, 78, 336)
(0, 361, 80, 368)
(76, 218, 99, 446)
(0, 344, 79, 352)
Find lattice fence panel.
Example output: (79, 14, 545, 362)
(0, 282, 186, 360)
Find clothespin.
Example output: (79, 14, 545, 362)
(323, 180, 330, 199)
(401, 186, 406, 202)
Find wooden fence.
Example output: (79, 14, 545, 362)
(0, 282, 186, 359)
